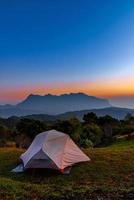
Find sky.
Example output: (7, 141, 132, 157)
(0, 0, 134, 107)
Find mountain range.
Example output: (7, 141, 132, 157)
(0, 93, 110, 118)
(0, 93, 134, 120)
(22, 107, 134, 121)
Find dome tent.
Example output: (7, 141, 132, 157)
(18, 130, 90, 174)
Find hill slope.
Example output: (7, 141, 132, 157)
(22, 107, 134, 121)
(0, 139, 134, 199)
(1, 106, 134, 121)
(58, 106, 134, 120)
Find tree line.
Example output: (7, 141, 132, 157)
(0, 113, 134, 148)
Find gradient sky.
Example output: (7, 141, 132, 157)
(0, 0, 134, 107)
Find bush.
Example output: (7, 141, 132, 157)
(0, 124, 10, 138)
(0, 139, 6, 147)
(16, 118, 47, 139)
(15, 134, 31, 148)
(79, 139, 93, 148)
(81, 124, 103, 146)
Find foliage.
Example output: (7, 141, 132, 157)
(79, 138, 93, 148)
(53, 117, 82, 143)
(124, 113, 134, 125)
(0, 139, 6, 148)
(54, 118, 80, 135)
(0, 123, 11, 139)
(83, 112, 98, 124)
(16, 118, 47, 139)
(81, 124, 103, 146)
(1, 112, 134, 148)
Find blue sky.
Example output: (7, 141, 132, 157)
(0, 0, 134, 106)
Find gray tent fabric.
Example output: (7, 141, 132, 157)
(11, 164, 24, 173)
(16, 130, 90, 174)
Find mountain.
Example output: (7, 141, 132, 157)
(1, 106, 134, 121)
(0, 105, 41, 118)
(21, 107, 134, 121)
(23, 114, 57, 121)
(58, 107, 134, 120)
(0, 93, 111, 118)
(17, 93, 110, 114)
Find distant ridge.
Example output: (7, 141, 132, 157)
(58, 107, 134, 120)
(0, 93, 111, 117)
(1, 107, 134, 121)
(22, 107, 134, 121)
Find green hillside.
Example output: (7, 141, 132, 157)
(0, 139, 134, 200)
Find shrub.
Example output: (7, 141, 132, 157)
(16, 118, 47, 139)
(79, 139, 93, 148)
(0, 139, 6, 147)
(81, 124, 103, 146)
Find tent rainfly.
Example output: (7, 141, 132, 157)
(18, 130, 90, 174)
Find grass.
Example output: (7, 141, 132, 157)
(0, 139, 134, 200)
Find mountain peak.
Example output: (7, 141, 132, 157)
(26, 92, 93, 98)
(17, 92, 111, 115)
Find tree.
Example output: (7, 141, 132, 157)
(81, 124, 103, 146)
(83, 112, 98, 124)
(0, 124, 11, 147)
(15, 134, 31, 148)
(16, 118, 47, 139)
(98, 115, 118, 144)
(79, 138, 93, 148)
(53, 118, 81, 142)
(0, 124, 10, 138)
(124, 113, 134, 125)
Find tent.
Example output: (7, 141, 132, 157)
(13, 130, 90, 174)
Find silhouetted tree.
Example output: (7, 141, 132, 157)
(124, 113, 134, 125)
(81, 124, 103, 146)
(0, 123, 10, 138)
(16, 118, 47, 139)
(98, 115, 118, 144)
(53, 118, 81, 142)
(83, 112, 98, 124)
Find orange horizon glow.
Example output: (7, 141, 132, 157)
(0, 76, 134, 104)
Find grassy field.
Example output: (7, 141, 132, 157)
(0, 139, 134, 200)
